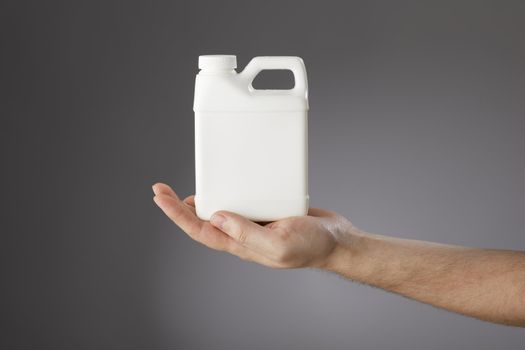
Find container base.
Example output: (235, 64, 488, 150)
(195, 195, 309, 222)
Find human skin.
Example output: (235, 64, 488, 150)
(152, 183, 525, 327)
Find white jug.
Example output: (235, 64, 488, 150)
(193, 55, 309, 221)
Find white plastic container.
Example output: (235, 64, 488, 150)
(193, 55, 309, 221)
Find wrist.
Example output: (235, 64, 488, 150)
(319, 223, 372, 277)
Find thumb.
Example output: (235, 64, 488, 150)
(210, 211, 269, 250)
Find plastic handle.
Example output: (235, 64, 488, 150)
(241, 56, 308, 97)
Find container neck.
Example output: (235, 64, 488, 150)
(198, 68, 236, 76)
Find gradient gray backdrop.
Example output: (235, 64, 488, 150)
(2, 1, 525, 349)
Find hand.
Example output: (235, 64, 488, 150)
(152, 183, 355, 269)
(152, 183, 525, 326)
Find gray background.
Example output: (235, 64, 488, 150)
(2, 0, 524, 349)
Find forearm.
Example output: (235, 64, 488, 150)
(152, 183, 525, 325)
(323, 228, 525, 326)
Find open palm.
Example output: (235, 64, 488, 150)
(152, 183, 352, 269)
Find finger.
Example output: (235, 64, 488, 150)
(181, 195, 196, 214)
(210, 227, 286, 268)
(264, 221, 278, 229)
(210, 211, 276, 253)
(153, 193, 282, 267)
(154, 193, 203, 237)
(196, 221, 244, 253)
(198, 223, 280, 267)
(183, 195, 195, 207)
(308, 207, 337, 218)
(154, 193, 236, 251)
(209, 214, 296, 269)
(152, 183, 176, 197)
(184, 203, 196, 215)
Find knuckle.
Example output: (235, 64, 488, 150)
(278, 228, 292, 243)
(236, 227, 248, 245)
(270, 228, 300, 267)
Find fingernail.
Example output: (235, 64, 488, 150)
(152, 184, 159, 195)
(210, 213, 226, 229)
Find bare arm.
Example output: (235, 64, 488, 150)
(152, 183, 525, 326)
(325, 230, 525, 326)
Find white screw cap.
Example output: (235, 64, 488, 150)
(198, 55, 237, 70)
